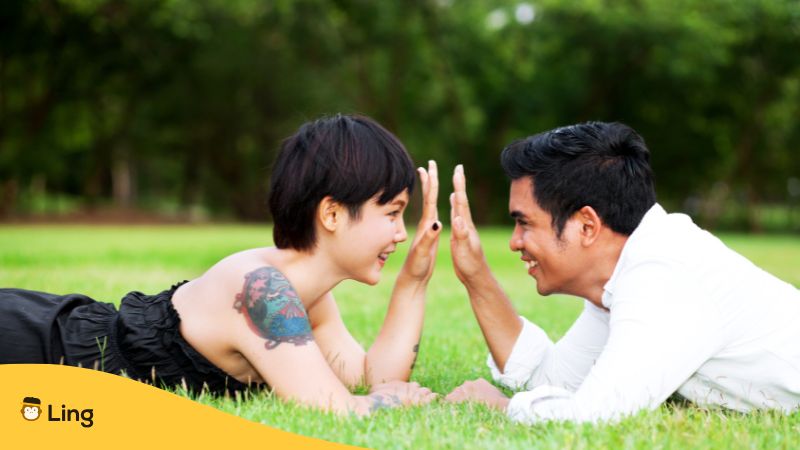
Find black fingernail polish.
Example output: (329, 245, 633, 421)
(432, 222, 440, 231)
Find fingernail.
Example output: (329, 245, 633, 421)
(432, 222, 440, 231)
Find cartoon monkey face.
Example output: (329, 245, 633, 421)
(21, 397, 42, 421)
(22, 405, 40, 420)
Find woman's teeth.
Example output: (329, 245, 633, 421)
(525, 260, 538, 270)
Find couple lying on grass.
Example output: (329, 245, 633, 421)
(2, 115, 799, 423)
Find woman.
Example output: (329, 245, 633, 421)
(0, 114, 440, 415)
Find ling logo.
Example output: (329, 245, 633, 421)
(21, 397, 42, 421)
(20, 396, 95, 428)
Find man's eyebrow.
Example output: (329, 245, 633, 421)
(510, 210, 525, 219)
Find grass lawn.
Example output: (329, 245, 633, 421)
(2, 224, 799, 449)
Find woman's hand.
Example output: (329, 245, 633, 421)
(365, 380, 438, 412)
(400, 160, 441, 283)
(368, 161, 439, 383)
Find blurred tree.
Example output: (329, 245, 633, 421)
(0, 0, 797, 230)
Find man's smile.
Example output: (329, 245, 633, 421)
(521, 254, 539, 271)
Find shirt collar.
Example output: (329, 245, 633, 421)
(601, 203, 667, 308)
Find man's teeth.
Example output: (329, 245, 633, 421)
(525, 260, 538, 270)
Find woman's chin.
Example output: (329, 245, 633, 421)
(364, 272, 381, 286)
(358, 268, 382, 286)
(346, 267, 382, 286)
(348, 264, 383, 286)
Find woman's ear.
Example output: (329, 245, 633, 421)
(318, 196, 343, 232)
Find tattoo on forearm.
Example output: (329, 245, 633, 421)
(233, 267, 313, 349)
(368, 393, 401, 412)
(410, 342, 420, 370)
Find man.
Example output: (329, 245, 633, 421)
(443, 122, 800, 423)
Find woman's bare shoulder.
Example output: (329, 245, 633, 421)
(172, 247, 339, 385)
(197, 247, 280, 285)
(173, 247, 278, 307)
(171, 247, 281, 366)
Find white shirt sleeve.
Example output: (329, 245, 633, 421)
(505, 261, 724, 424)
(487, 301, 610, 391)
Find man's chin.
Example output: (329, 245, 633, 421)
(534, 282, 552, 296)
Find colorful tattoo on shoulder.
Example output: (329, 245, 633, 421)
(233, 266, 313, 349)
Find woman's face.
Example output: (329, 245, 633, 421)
(336, 190, 410, 285)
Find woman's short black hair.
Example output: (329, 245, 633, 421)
(501, 121, 656, 237)
(269, 114, 416, 251)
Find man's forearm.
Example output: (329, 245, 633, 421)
(365, 273, 426, 384)
(463, 269, 522, 371)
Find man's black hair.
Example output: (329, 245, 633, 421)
(500, 122, 656, 237)
(269, 114, 416, 251)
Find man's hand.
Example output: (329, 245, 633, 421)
(444, 378, 510, 411)
(367, 380, 438, 412)
(401, 160, 441, 283)
(450, 164, 489, 284)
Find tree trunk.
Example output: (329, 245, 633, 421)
(111, 143, 135, 209)
(0, 178, 18, 218)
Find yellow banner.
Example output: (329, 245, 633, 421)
(1, 364, 363, 450)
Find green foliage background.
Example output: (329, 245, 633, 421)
(1, 0, 799, 230)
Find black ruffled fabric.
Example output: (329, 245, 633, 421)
(113, 282, 253, 394)
(0, 288, 96, 364)
(1, 284, 257, 395)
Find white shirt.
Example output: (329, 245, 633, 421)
(489, 203, 800, 423)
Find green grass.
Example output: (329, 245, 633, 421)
(1, 225, 799, 449)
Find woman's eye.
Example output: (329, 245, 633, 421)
(389, 210, 400, 217)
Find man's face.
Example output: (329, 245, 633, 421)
(508, 177, 584, 296)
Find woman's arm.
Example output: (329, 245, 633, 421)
(304, 161, 441, 387)
(233, 267, 435, 415)
(366, 160, 441, 384)
(365, 272, 429, 383)
(308, 280, 427, 387)
(307, 292, 368, 388)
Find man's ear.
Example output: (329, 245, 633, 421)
(318, 196, 344, 232)
(575, 206, 602, 247)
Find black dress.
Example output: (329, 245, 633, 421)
(0, 282, 253, 394)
